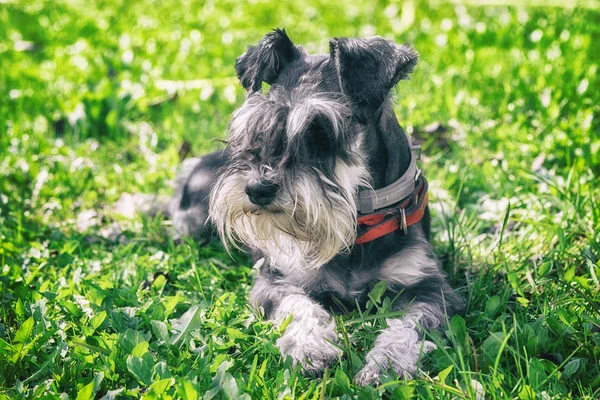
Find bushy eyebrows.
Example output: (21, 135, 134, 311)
(285, 93, 351, 139)
(228, 94, 288, 148)
(228, 87, 352, 166)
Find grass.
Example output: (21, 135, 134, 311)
(1, 0, 599, 398)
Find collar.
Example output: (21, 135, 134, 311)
(355, 143, 429, 244)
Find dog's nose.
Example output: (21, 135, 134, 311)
(245, 180, 279, 206)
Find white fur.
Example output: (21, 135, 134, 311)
(378, 247, 437, 287)
(209, 144, 370, 271)
(286, 91, 350, 139)
(273, 294, 341, 371)
(355, 303, 441, 385)
(185, 169, 212, 192)
(227, 93, 286, 146)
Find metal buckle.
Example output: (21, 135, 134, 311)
(414, 168, 422, 182)
(410, 144, 422, 160)
(400, 208, 407, 234)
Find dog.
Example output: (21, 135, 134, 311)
(166, 29, 463, 385)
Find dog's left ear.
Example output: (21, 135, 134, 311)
(235, 28, 299, 93)
(329, 37, 418, 109)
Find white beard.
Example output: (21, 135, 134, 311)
(209, 158, 369, 271)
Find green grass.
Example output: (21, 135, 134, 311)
(1, 0, 599, 398)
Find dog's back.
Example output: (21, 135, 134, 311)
(169, 149, 229, 241)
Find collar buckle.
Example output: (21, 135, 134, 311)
(410, 144, 422, 160)
(400, 208, 407, 235)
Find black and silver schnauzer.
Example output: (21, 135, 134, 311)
(167, 29, 463, 384)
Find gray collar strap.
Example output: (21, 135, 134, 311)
(356, 142, 422, 214)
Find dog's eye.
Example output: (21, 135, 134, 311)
(270, 135, 286, 159)
(306, 119, 333, 155)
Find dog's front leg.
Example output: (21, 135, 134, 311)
(355, 245, 464, 385)
(250, 269, 341, 372)
(355, 299, 453, 385)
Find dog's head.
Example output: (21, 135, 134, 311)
(210, 29, 418, 269)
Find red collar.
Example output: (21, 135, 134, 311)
(356, 175, 429, 244)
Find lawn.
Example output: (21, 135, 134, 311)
(1, 0, 599, 398)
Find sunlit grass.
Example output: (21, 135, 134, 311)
(0, 0, 599, 398)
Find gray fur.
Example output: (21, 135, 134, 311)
(165, 31, 463, 384)
(355, 302, 441, 384)
(169, 150, 229, 241)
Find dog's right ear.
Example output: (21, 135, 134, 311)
(235, 29, 299, 93)
(329, 37, 418, 110)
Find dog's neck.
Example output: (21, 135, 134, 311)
(364, 101, 412, 190)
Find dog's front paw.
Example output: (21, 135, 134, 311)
(355, 338, 436, 385)
(277, 318, 341, 372)
(355, 353, 416, 386)
(355, 359, 391, 386)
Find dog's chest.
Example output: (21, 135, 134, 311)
(282, 265, 378, 308)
